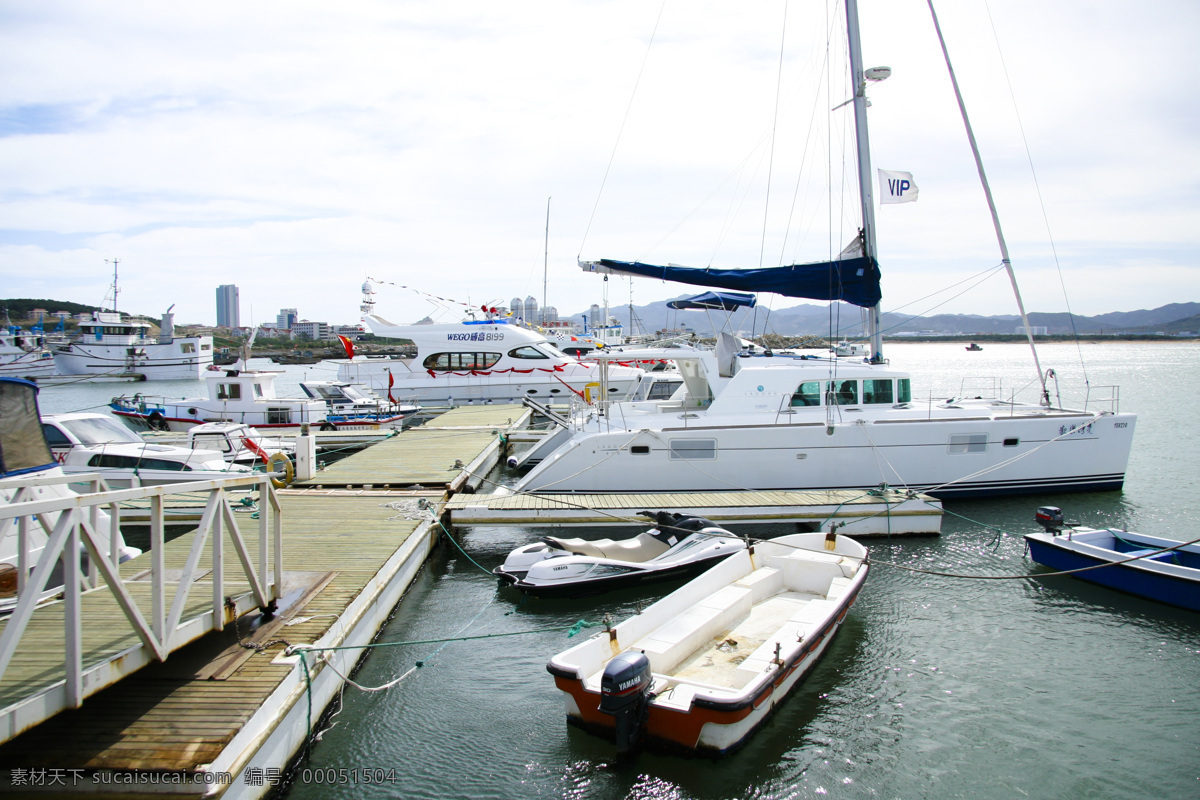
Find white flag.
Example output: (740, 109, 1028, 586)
(878, 169, 918, 204)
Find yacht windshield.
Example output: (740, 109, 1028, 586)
(63, 416, 143, 444)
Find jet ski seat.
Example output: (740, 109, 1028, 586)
(541, 532, 672, 563)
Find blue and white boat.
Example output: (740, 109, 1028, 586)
(1025, 507, 1200, 612)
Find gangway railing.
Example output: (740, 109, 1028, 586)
(0, 472, 283, 744)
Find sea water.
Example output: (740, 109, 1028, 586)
(33, 344, 1200, 799)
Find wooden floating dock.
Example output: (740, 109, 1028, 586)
(0, 405, 527, 798)
(444, 488, 942, 536)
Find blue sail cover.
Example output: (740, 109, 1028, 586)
(666, 291, 757, 311)
(585, 256, 881, 308)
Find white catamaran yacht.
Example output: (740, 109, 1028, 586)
(510, 1, 1136, 500)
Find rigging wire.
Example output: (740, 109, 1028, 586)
(982, 0, 1090, 388)
(578, 0, 668, 259)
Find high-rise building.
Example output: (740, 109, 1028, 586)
(276, 308, 298, 330)
(216, 284, 240, 328)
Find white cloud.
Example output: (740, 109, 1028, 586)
(1, 0, 1197, 326)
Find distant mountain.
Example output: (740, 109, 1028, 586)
(582, 297, 1200, 338)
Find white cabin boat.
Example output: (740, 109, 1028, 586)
(40, 412, 253, 488)
(0, 329, 56, 380)
(53, 309, 213, 380)
(109, 369, 327, 432)
(332, 283, 666, 407)
(299, 380, 420, 428)
(547, 531, 867, 755)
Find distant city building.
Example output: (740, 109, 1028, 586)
(291, 320, 330, 341)
(331, 324, 366, 340)
(216, 284, 240, 328)
(276, 308, 298, 330)
(1018, 326, 1049, 335)
(541, 305, 559, 324)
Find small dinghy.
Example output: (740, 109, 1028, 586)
(494, 511, 746, 598)
(1025, 506, 1200, 612)
(546, 531, 868, 755)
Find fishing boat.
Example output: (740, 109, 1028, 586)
(965, 343, 983, 351)
(333, 282, 670, 407)
(53, 308, 212, 381)
(546, 531, 867, 755)
(508, 0, 1136, 500)
(494, 511, 746, 598)
(0, 379, 141, 613)
(1025, 506, 1200, 612)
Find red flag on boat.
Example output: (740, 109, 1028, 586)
(387, 370, 396, 404)
(337, 335, 355, 359)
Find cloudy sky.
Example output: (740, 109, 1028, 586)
(2, 0, 1197, 330)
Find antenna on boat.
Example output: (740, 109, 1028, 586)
(106, 258, 120, 314)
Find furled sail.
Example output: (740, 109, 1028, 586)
(581, 251, 880, 309)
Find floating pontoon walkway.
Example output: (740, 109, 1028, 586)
(0, 405, 530, 798)
(444, 488, 942, 536)
(290, 405, 527, 492)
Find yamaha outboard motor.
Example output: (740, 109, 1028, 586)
(599, 650, 653, 754)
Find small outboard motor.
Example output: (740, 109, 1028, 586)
(599, 650, 653, 754)
(1036, 506, 1064, 534)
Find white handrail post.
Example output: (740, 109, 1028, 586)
(64, 517, 83, 708)
(258, 477, 269, 595)
(271, 481, 282, 602)
(151, 493, 165, 642)
(212, 490, 225, 631)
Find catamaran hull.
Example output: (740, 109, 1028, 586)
(517, 412, 1136, 499)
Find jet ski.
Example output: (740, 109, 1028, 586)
(493, 510, 746, 598)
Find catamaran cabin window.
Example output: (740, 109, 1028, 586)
(790, 381, 822, 407)
(948, 433, 988, 454)
(897, 378, 911, 403)
(828, 380, 858, 406)
(422, 352, 502, 371)
(217, 384, 242, 400)
(669, 439, 717, 460)
(508, 346, 550, 360)
(863, 379, 893, 404)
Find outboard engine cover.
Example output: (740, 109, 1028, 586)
(599, 650, 652, 754)
(1036, 506, 1063, 533)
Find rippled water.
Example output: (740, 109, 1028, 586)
(33, 344, 1200, 799)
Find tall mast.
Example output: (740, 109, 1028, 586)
(925, 0, 1048, 404)
(844, 0, 883, 363)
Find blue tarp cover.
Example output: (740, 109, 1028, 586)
(588, 256, 881, 308)
(666, 291, 757, 311)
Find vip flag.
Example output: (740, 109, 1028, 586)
(878, 169, 918, 204)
